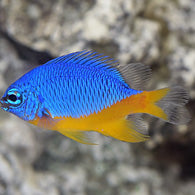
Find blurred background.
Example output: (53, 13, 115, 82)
(0, 0, 194, 194)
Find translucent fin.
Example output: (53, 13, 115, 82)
(144, 87, 190, 124)
(160, 105, 190, 125)
(59, 130, 97, 145)
(99, 119, 149, 143)
(119, 63, 152, 90)
(127, 114, 149, 135)
(157, 86, 190, 124)
(157, 86, 189, 106)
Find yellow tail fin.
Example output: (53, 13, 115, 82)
(143, 87, 190, 124)
(143, 88, 169, 121)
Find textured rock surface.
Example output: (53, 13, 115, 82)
(0, 0, 194, 194)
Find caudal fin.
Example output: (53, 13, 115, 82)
(144, 86, 190, 124)
(96, 86, 190, 143)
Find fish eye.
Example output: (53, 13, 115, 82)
(8, 94, 17, 102)
(6, 89, 22, 106)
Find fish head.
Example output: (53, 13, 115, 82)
(1, 87, 23, 111)
(0, 84, 39, 121)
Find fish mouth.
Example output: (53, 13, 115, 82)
(0, 98, 8, 110)
(0, 98, 3, 107)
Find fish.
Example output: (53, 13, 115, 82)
(0, 51, 190, 144)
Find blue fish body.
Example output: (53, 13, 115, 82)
(0, 51, 189, 144)
(2, 51, 141, 121)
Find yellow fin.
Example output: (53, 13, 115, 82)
(99, 119, 149, 143)
(145, 102, 168, 121)
(146, 88, 170, 102)
(140, 88, 169, 121)
(143, 87, 190, 124)
(59, 130, 97, 145)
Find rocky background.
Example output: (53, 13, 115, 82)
(0, 0, 194, 194)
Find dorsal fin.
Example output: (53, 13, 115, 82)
(44, 51, 151, 90)
(44, 50, 119, 70)
(119, 63, 152, 90)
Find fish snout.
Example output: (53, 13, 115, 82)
(0, 98, 3, 106)
(0, 97, 8, 111)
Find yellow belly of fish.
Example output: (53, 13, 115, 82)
(30, 92, 146, 131)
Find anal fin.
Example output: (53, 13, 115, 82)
(58, 130, 97, 145)
(100, 119, 149, 143)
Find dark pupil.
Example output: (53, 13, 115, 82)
(8, 94, 17, 102)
